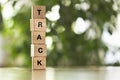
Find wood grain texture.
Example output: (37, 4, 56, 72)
(32, 56, 46, 69)
(31, 44, 47, 56)
(30, 19, 46, 31)
(31, 6, 46, 19)
(31, 31, 46, 44)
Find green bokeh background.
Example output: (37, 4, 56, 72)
(0, 0, 119, 67)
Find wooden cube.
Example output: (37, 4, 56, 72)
(30, 19, 46, 31)
(31, 44, 47, 56)
(32, 56, 46, 69)
(31, 31, 45, 44)
(32, 6, 46, 19)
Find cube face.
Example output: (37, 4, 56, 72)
(32, 57, 46, 69)
(31, 44, 47, 56)
(30, 19, 46, 31)
(34, 44, 47, 56)
(31, 32, 45, 44)
(32, 6, 46, 19)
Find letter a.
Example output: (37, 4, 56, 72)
(37, 35, 42, 40)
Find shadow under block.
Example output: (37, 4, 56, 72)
(30, 19, 46, 31)
(32, 6, 46, 19)
(31, 44, 47, 56)
(31, 31, 45, 44)
(32, 57, 46, 69)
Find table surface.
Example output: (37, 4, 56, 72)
(0, 67, 120, 80)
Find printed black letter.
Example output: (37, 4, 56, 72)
(38, 48, 43, 53)
(37, 60, 42, 66)
(37, 35, 42, 40)
(37, 9, 41, 15)
(38, 22, 42, 27)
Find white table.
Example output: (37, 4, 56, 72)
(0, 67, 120, 80)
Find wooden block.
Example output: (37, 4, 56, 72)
(31, 44, 47, 56)
(32, 56, 46, 69)
(31, 31, 45, 44)
(30, 19, 46, 31)
(32, 6, 46, 19)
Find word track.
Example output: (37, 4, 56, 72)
(30, 6, 46, 69)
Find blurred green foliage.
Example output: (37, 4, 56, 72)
(0, 0, 118, 67)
